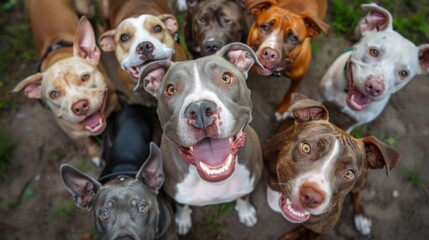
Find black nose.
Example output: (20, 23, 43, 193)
(136, 41, 154, 54)
(204, 41, 222, 53)
(185, 100, 217, 129)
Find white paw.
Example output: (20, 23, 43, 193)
(176, 0, 187, 12)
(275, 111, 292, 121)
(235, 198, 258, 226)
(175, 205, 193, 235)
(354, 214, 372, 235)
(91, 157, 101, 167)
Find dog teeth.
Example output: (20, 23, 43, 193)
(199, 154, 233, 175)
(286, 198, 308, 218)
(85, 118, 102, 130)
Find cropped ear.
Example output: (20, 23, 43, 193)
(158, 14, 179, 34)
(289, 93, 329, 122)
(11, 73, 43, 99)
(418, 44, 429, 75)
(98, 29, 116, 52)
(73, 16, 101, 64)
(300, 11, 329, 37)
(60, 164, 101, 210)
(136, 142, 164, 193)
(362, 136, 401, 176)
(216, 42, 263, 78)
(359, 3, 393, 33)
(245, 0, 276, 17)
(136, 60, 172, 96)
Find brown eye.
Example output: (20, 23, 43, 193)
(81, 73, 90, 81)
(99, 210, 110, 221)
(154, 25, 162, 33)
(224, 18, 231, 24)
(398, 70, 408, 79)
(165, 84, 177, 96)
(343, 169, 355, 180)
(221, 73, 233, 84)
(49, 90, 59, 99)
(369, 48, 379, 57)
(301, 143, 311, 154)
(199, 17, 205, 24)
(120, 34, 130, 42)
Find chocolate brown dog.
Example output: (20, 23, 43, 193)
(263, 94, 401, 239)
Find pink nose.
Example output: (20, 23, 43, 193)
(299, 182, 325, 209)
(261, 47, 279, 62)
(365, 78, 385, 97)
(72, 99, 89, 116)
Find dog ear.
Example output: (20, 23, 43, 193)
(136, 60, 172, 96)
(359, 3, 393, 33)
(185, 0, 200, 12)
(158, 14, 179, 34)
(245, 0, 276, 17)
(136, 142, 164, 193)
(60, 164, 101, 210)
(300, 12, 329, 37)
(11, 73, 43, 99)
(289, 93, 329, 122)
(98, 29, 116, 52)
(418, 44, 429, 75)
(73, 16, 101, 64)
(216, 42, 263, 77)
(362, 136, 401, 176)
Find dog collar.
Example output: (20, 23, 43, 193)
(98, 172, 137, 184)
(37, 40, 73, 72)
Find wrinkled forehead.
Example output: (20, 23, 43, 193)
(45, 58, 97, 79)
(359, 31, 418, 57)
(119, 15, 164, 32)
(96, 180, 156, 203)
(198, 0, 241, 14)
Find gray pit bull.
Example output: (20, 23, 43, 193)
(316, 3, 429, 133)
(137, 42, 264, 235)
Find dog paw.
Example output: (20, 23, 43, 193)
(175, 205, 193, 235)
(275, 111, 292, 121)
(354, 214, 372, 235)
(235, 198, 258, 226)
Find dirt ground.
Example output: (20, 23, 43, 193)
(0, 1, 428, 240)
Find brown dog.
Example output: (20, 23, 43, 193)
(98, 0, 187, 104)
(263, 94, 401, 240)
(245, 0, 329, 120)
(12, 0, 119, 166)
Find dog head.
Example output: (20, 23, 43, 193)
(99, 14, 179, 79)
(273, 94, 400, 223)
(138, 42, 262, 182)
(246, 0, 328, 76)
(345, 3, 429, 111)
(12, 17, 109, 135)
(184, 0, 246, 56)
(61, 143, 165, 239)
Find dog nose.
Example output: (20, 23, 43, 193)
(299, 182, 325, 209)
(136, 41, 154, 54)
(72, 99, 89, 116)
(365, 78, 385, 97)
(204, 41, 222, 53)
(185, 100, 217, 129)
(261, 47, 279, 62)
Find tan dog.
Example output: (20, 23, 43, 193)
(12, 0, 119, 166)
(263, 94, 401, 239)
(245, 0, 329, 120)
(98, 0, 187, 103)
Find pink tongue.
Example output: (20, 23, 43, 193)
(193, 138, 231, 166)
(351, 89, 372, 105)
(82, 112, 102, 129)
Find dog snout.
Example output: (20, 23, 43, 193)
(136, 41, 154, 55)
(185, 100, 218, 129)
(299, 182, 326, 209)
(261, 47, 279, 62)
(71, 99, 89, 116)
(204, 40, 222, 54)
(365, 78, 385, 97)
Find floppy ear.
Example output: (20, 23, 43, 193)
(216, 42, 263, 78)
(136, 60, 172, 96)
(136, 142, 164, 193)
(359, 3, 393, 33)
(158, 14, 179, 34)
(60, 164, 101, 210)
(289, 93, 329, 122)
(300, 11, 329, 37)
(11, 73, 43, 99)
(73, 16, 101, 64)
(98, 29, 116, 52)
(245, 0, 276, 17)
(418, 44, 429, 75)
(362, 136, 401, 176)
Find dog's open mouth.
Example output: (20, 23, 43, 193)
(178, 129, 246, 182)
(346, 62, 373, 111)
(279, 194, 310, 223)
(80, 93, 107, 135)
(126, 55, 173, 79)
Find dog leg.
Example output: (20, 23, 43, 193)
(84, 137, 101, 167)
(235, 195, 257, 227)
(175, 203, 192, 235)
(275, 78, 301, 121)
(352, 191, 372, 235)
(279, 225, 321, 240)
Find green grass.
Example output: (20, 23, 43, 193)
(351, 125, 398, 147)
(49, 201, 75, 221)
(208, 202, 235, 236)
(402, 166, 428, 199)
(0, 131, 17, 172)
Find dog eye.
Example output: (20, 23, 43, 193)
(288, 34, 299, 44)
(398, 70, 409, 79)
(369, 48, 379, 57)
(260, 24, 270, 31)
(343, 169, 355, 180)
(120, 34, 130, 42)
(49, 90, 59, 99)
(221, 73, 233, 84)
(99, 210, 110, 221)
(153, 25, 162, 33)
(223, 17, 231, 24)
(198, 17, 206, 24)
(137, 204, 148, 215)
(81, 73, 90, 81)
(301, 143, 311, 154)
(165, 84, 177, 96)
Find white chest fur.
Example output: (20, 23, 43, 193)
(174, 158, 256, 206)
